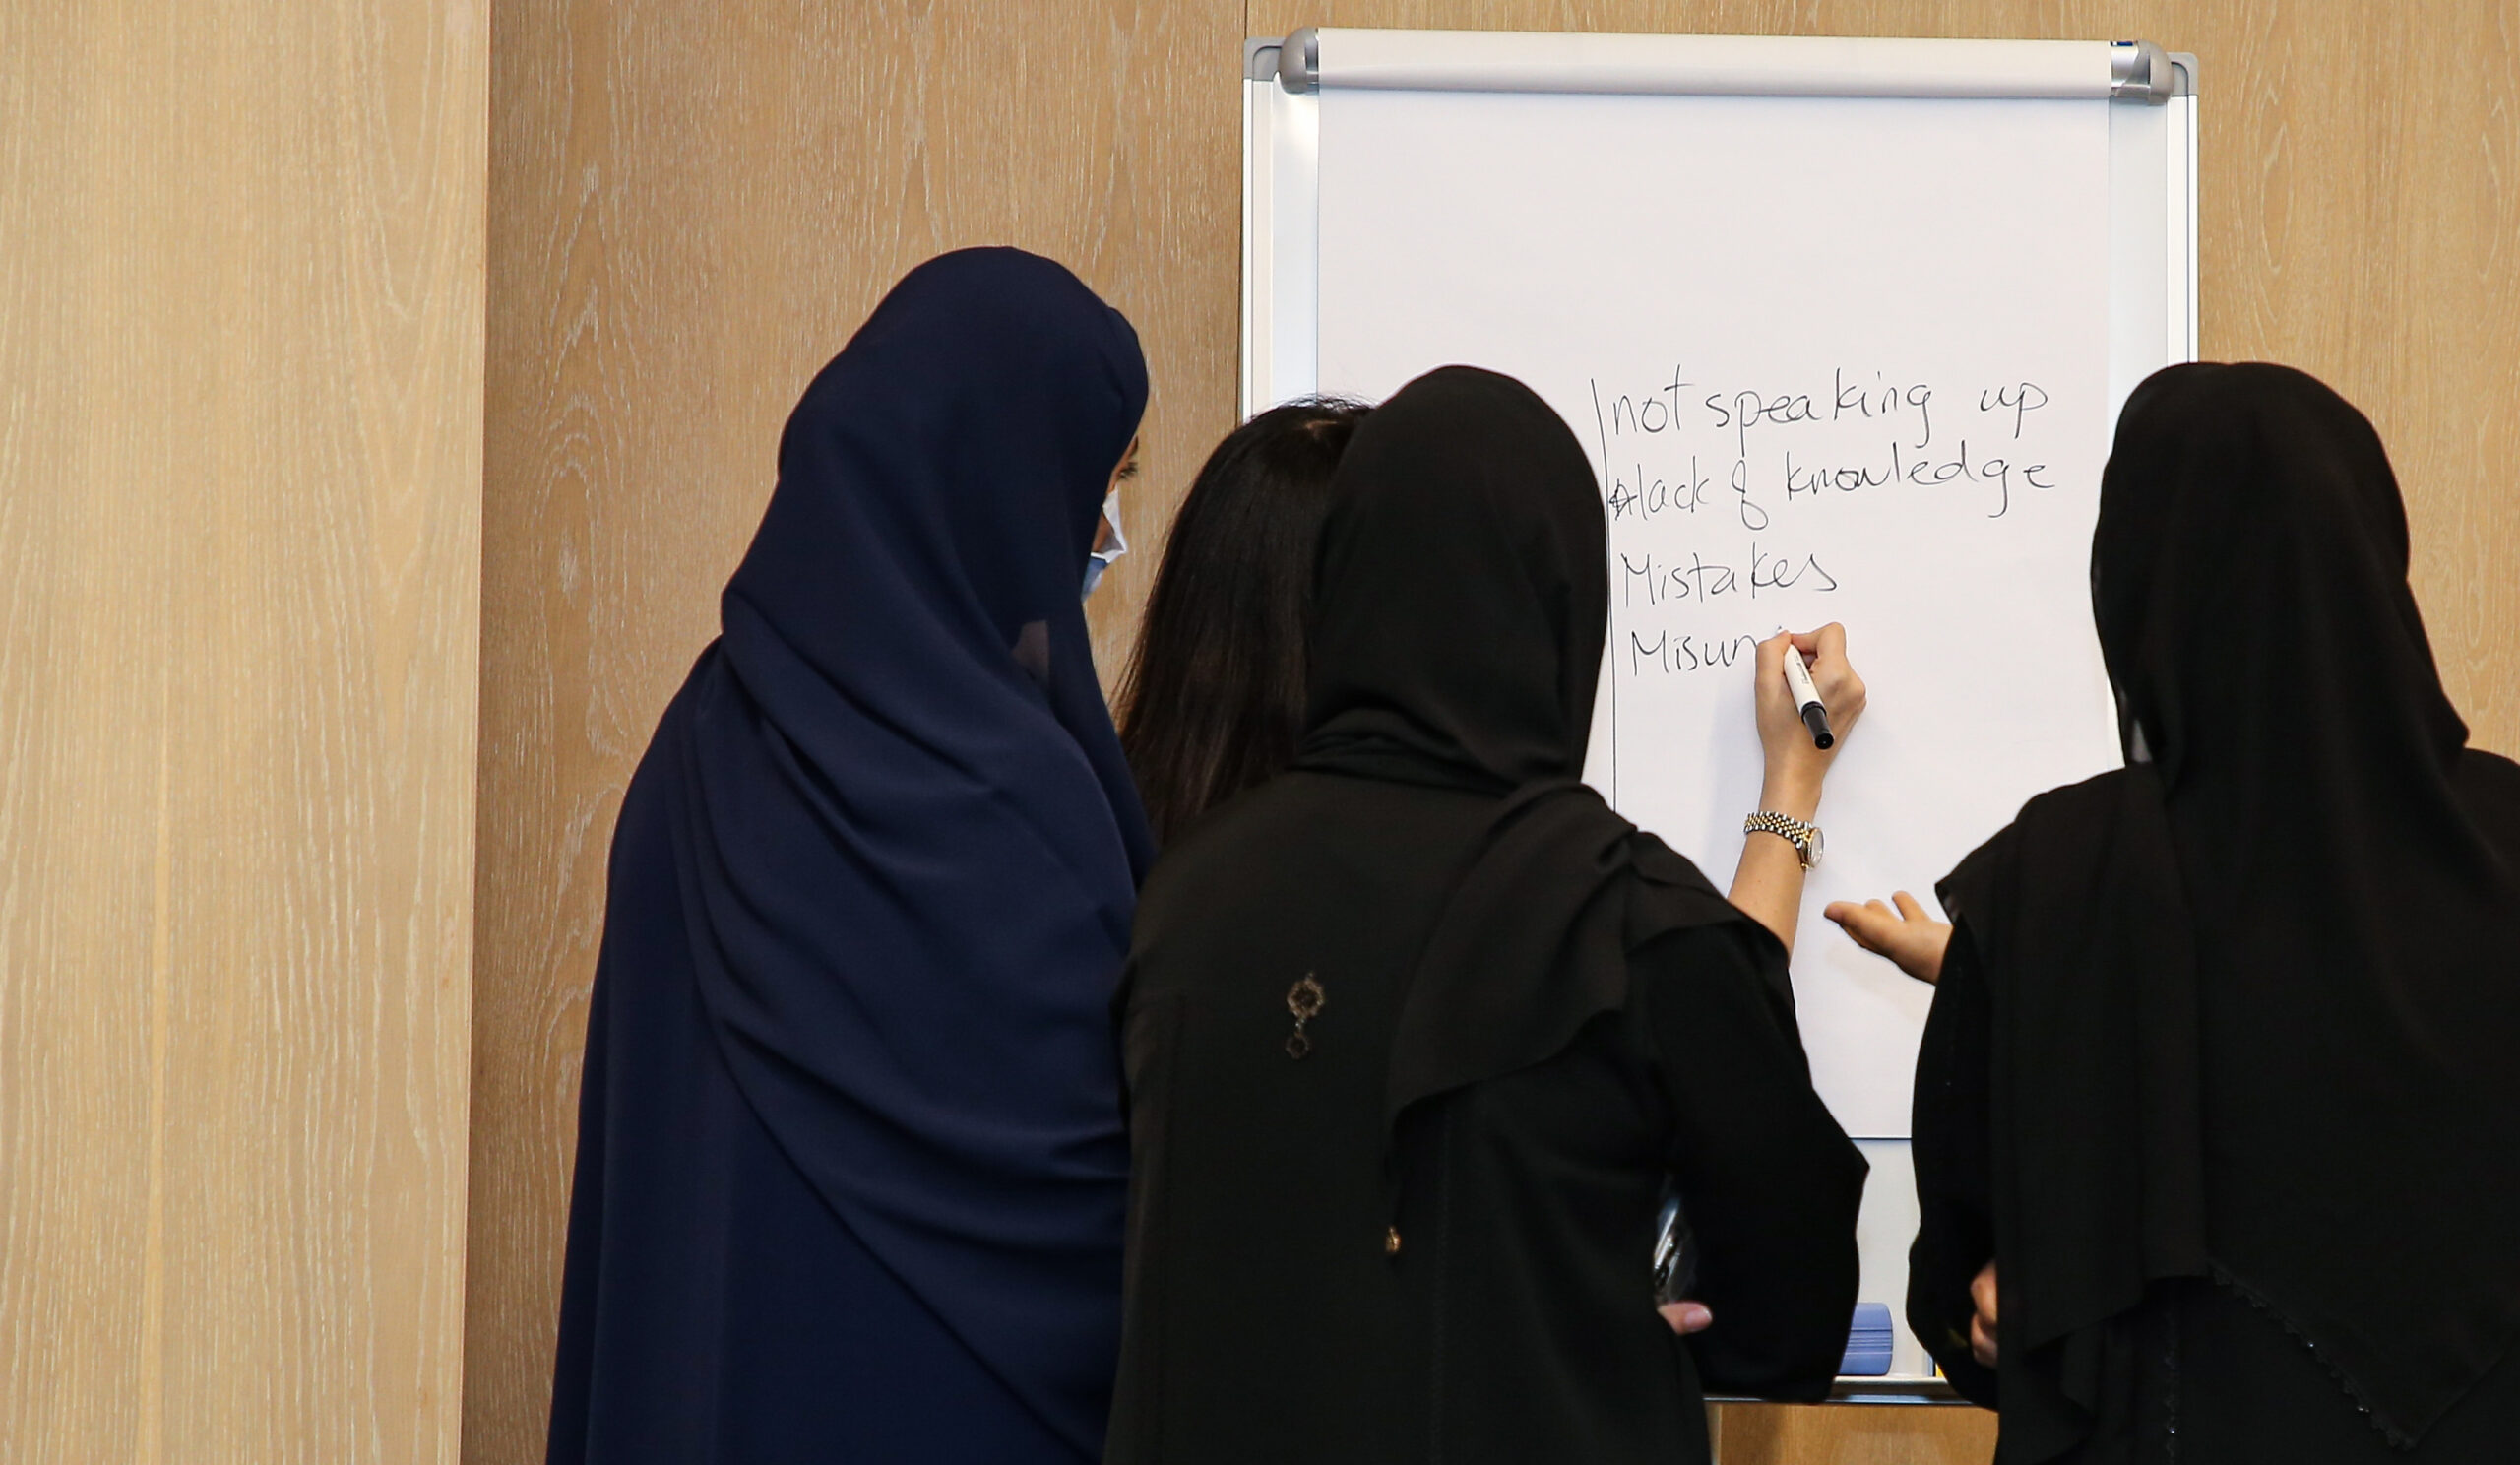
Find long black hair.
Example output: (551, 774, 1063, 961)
(1118, 399, 1369, 845)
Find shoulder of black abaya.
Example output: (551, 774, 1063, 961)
(2457, 748, 2520, 838)
(1623, 828, 1728, 902)
(1622, 828, 1768, 947)
(2014, 765, 2134, 836)
(1128, 777, 1289, 945)
(1939, 767, 2134, 927)
(1137, 772, 1282, 875)
(1973, 767, 2132, 863)
(1130, 770, 1492, 948)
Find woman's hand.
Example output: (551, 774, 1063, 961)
(1659, 1301, 1713, 1336)
(1729, 626, 1866, 953)
(1824, 891, 1953, 984)
(1969, 1260, 1999, 1368)
(1752, 625, 1866, 820)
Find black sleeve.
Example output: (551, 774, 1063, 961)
(1907, 918, 1998, 1406)
(1634, 922, 1868, 1400)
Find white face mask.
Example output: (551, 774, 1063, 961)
(2115, 685, 2155, 765)
(1082, 488, 1127, 600)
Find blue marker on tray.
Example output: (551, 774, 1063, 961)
(1840, 1302, 1895, 1376)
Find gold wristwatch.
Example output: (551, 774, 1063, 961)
(1744, 810, 1824, 870)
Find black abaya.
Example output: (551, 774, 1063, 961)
(1916, 891, 2520, 1463)
(1106, 367, 1864, 1465)
(1909, 363, 2520, 1461)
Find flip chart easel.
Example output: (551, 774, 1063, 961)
(1241, 28, 2198, 1382)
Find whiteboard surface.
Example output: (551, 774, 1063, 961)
(1311, 86, 2124, 1138)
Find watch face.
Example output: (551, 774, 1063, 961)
(1805, 826, 1825, 869)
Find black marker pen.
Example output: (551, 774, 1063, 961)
(1780, 642, 1835, 749)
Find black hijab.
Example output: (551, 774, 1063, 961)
(665, 248, 1150, 1453)
(1940, 363, 2520, 1451)
(1293, 366, 1772, 1127)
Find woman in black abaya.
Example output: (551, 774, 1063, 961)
(1832, 363, 2520, 1461)
(1107, 367, 1870, 1465)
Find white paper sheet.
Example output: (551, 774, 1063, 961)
(1316, 88, 2124, 1136)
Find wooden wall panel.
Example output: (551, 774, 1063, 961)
(0, 2, 485, 1462)
(465, 3, 1244, 1460)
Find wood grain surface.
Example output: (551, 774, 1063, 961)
(468, 4, 2520, 1464)
(1714, 1400, 2002, 1464)
(465, 3, 1243, 1458)
(0, 2, 486, 1462)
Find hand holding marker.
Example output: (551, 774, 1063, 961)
(1779, 633, 1834, 749)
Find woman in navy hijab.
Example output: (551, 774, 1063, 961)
(545, 248, 1153, 1464)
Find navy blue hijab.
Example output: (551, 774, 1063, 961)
(669, 248, 1150, 1450)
